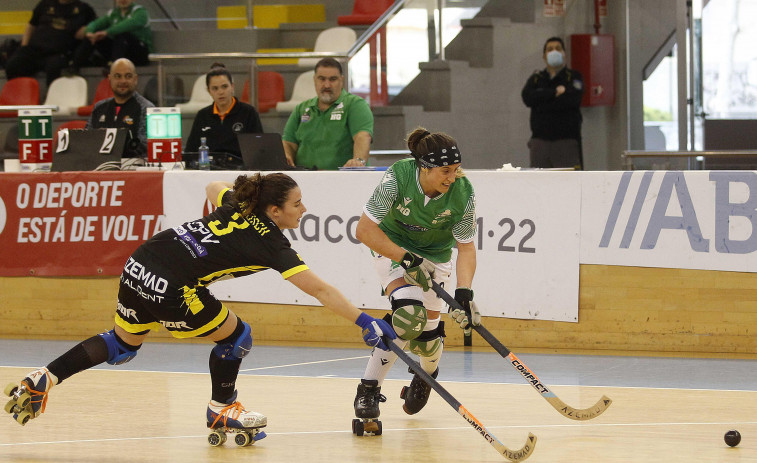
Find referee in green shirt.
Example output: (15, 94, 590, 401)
(282, 58, 374, 170)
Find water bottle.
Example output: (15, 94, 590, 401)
(198, 137, 210, 171)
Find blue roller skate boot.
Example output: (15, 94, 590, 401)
(4, 367, 57, 426)
(206, 390, 267, 447)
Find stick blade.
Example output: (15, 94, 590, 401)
(546, 395, 612, 421)
(498, 432, 537, 462)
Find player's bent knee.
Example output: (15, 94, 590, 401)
(408, 321, 446, 357)
(213, 320, 252, 360)
(390, 285, 427, 341)
(99, 329, 141, 365)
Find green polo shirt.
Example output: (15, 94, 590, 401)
(85, 4, 153, 52)
(282, 89, 373, 170)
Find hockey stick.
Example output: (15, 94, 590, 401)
(385, 338, 537, 462)
(431, 280, 612, 421)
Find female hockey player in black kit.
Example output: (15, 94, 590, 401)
(5, 173, 396, 444)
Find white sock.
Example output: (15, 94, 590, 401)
(362, 339, 408, 385)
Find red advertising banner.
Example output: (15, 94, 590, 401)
(0, 171, 164, 276)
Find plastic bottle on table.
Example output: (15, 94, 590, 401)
(199, 137, 210, 171)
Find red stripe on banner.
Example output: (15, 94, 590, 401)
(0, 171, 164, 276)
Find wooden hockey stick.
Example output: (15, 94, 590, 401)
(386, 339, 537, 462)
(431, 280, 612, 421)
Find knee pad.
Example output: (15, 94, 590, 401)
(408, 321, 445, 358)
(213, 320, 252, 360)
(99, 329, 141, 365)
(389, 285, 427, 341)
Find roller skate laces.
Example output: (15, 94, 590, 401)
(354, 379, 386, 419)
(4, 367, 56, 425)
(207, 398, 267, 430)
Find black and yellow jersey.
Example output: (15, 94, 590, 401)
(129, 189, 308, 292)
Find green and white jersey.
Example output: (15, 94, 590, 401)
(364, 158, 476, 263)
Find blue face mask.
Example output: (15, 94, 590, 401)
(546, 50, 564, 67)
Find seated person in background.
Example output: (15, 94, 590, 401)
(86, 58, 154, 158)
(282, 58, 373, 170)
(5, 0, 96, 86)
(72, 0, 153, 71)
(185, 63, 264, 169)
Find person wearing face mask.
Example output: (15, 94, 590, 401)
(521, 36, 584, 169)
(282, 58, 374, 170)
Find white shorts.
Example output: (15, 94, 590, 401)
(372, 253, 453, 313)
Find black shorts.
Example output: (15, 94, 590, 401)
(115, 271, 229, 339)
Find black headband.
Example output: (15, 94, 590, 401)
(417, 145, 462, 168)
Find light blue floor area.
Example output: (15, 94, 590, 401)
(1, 339, 756, 391)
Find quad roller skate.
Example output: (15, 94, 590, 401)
(352, 379, 386, 436)
(4, 367, 55, 426)
(400, 367, 438, 415)
(206, 391, 267, 447)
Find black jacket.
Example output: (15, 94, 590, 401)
(521, 67, 584, 141)
(185, 99, 263, 162)
(87, 92, 154, 158)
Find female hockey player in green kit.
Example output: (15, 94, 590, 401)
(352, 127, 481, 435)
(5, 172, 395, 447)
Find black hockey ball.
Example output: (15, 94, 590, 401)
(724, 430, 741, 447)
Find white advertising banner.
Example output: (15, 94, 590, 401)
(580, 171, 757, 272)
(163, 170, 580, 322)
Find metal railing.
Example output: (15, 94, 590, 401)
(0, 105, 59, 112)
(148, 0, 408, 106)
(622, 150, 757, 170)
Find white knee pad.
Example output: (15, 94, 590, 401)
(390, 285, 427, 340)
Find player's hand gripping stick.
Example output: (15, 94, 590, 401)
(356, 313, 396, 351)
(399, 252, 435, 291)
(450, 287, 481, 335)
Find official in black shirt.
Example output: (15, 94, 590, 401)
(185, 63, 263, 169)
(521, 36, 584, 169)
(87, 58, 154, 158)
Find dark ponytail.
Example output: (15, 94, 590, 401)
(232, 173, 299, 217)
(406, 127, 461, 169)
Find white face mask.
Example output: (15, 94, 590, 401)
(546, 50, 564, 67)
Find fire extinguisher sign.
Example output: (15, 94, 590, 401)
(544, 0, 565, 17)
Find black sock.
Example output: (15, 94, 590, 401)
(46, 335, 109, 384)
(209, 350, 242, 403)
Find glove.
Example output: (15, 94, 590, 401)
(450, 287, 481, 336)
(399, 252, 435, 291)
(355, 312, 396, 351)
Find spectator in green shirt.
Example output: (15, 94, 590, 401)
(282, 58, 374, 170)
(72, 0, 152, 70)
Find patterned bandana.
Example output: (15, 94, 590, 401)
(418, 145, 462, 168)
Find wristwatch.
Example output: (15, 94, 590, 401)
(355, 158, 366, 165)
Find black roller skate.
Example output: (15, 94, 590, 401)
(352, 379, 386, 436)
(400, 367, 438, 415)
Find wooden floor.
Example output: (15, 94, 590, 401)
(2, 364, 756, 462)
